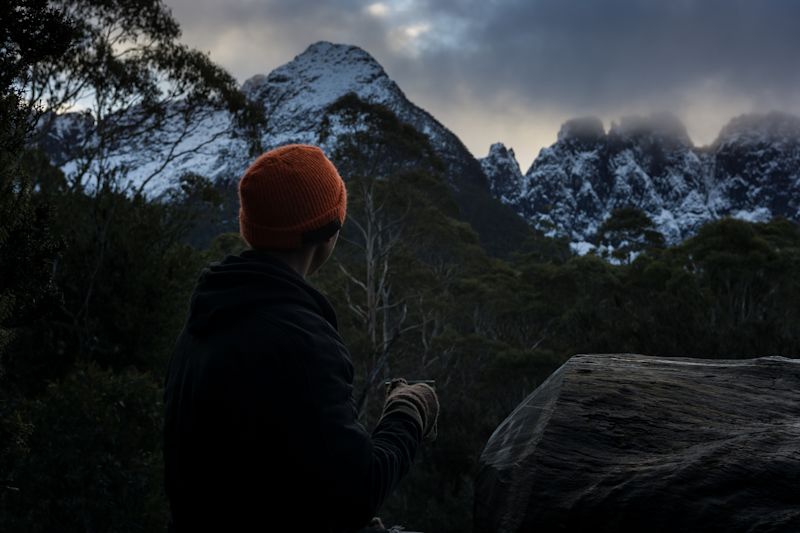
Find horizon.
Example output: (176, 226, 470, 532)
(163, 0, 800, 170)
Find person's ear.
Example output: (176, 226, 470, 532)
(307, 231, 339, 276)
(327, 230, 340, 247)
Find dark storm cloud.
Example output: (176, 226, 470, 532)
(165, 0, 800, 161)
(167, 0, 800, 109)
(164, 0, 390, 84)
(403, 0, 800, 111)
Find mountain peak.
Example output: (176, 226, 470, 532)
(484, 109, 800, 249)
(487, 142, 516, 160)
(557, 117, 605, 144)
(609, 113, 692, 146)
(240, 74, 266, 95)
(714, 112, 800, 147)
(480, 142, 525, 203)
(241, 41, 402, 118)
(301, 41, 376, 62)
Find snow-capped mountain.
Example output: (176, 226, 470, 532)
(240, 41, 490, 190)
(481, 112, 800, 249)
(42, 41, 528, 254)
(45, 41, 490, 194)
(41, 41, 799, 254)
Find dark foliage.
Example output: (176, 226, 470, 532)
(0, 0, 75, 361)
(1, 363, 166, 533)
(594, 206, 665, 263)
(0, 1, 249, 530)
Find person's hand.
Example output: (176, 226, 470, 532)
(382, 378, 440, 441)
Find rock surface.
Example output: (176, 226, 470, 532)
(475, 354, 800, 533)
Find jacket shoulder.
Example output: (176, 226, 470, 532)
(239, 303, 354, 383)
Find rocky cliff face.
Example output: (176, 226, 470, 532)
(709, 113, 800, 224)
(480, 143, 526, 204)
(475, 353, 800, 533)
(481, 112, 800, 249)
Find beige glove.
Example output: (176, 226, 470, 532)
(381, 378, 440, 441)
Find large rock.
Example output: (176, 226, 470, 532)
(475, 354, 800, 533)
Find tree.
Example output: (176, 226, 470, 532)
(1, 4, 256, 528)
(323, 94, 443, 416)
(0, 0, 75, 366)
(674, 218, 800, 356)
(4, 0, 262, 379)
(1, 363, 166, 532)
(595, 206, 665, 263)
(26, 0, 263, 195)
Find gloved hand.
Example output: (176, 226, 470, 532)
(381, 378, 440, 441)
(355, 517, 386, 533)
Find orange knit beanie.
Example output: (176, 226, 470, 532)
(238, 144, 347, 250)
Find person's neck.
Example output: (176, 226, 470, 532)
(260, 248, 314, 279)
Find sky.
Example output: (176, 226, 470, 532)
(164, 0, 800, 170)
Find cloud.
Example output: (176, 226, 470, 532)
(365, 3, 389, 17)
(453, 0, 800, 109)
(164, 0, 800, 166)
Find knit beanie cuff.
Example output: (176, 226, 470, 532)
(239, 198, 346, 250)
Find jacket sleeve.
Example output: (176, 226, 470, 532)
(297, 318, 423, 531)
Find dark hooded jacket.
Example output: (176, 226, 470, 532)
(164, 250, 421, 532)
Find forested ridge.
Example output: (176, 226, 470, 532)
(2, 2, 799, 532)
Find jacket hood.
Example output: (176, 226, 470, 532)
(185, 250, 338, 335)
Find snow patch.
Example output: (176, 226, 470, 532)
(570, 241, 596, 256)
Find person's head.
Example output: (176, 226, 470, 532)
(238, 144, 347, 277)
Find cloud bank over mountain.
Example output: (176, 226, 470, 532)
(165, 0, 800, 166)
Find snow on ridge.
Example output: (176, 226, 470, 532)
(483, 112, 800, 249)
(479, 143, 526, 203)
(45, 41, 488, 197)
(44, 42, 411, 196)
(238, 41, 408, 158)
(570, 241, 596, 256)
(713, 111, 800, 148)
(253, 41, 485, 188)
(731, 207, 772, 223)
(244, 41, 401, 113)
(38, 42, 408, 196)
(44, 39, 800, 251)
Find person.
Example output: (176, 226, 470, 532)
(163, 144, 440, 532)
